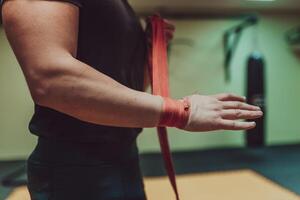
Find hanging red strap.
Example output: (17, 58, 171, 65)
(147, 15, 180, 200)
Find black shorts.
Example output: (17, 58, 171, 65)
(27, 136, 147, 200)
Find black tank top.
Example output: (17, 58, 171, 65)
(22, 0, 146, 143)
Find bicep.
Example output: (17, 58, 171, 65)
(2, 0, 79, 79)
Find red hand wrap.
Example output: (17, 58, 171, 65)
(147, 14, 182, 200)
(159, 97, 191, 129)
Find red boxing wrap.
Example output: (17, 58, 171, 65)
(147, 14, 182, 200)
(159, 97, 191, 129)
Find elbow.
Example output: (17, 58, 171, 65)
(30, 80, 50, 107)
(27, 55, 76, 107)
(29, 69, 52, 107)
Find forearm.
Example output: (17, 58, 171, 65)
(2, 1, 162, 128)
(35, 55, 163, 128)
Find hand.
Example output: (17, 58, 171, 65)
(163, 19, 175, 44)
(145, 18, 175, 46)
(181, 93, 263, 132)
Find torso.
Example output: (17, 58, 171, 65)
(29, 0, 146, 142)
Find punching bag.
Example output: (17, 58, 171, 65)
(246, 51, 266, 147)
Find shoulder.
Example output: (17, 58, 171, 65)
(1, 0, 82, 7)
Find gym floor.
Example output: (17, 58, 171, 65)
(140, 144, 300, 195)
(1, 144, 299, 199)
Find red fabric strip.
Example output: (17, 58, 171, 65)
(147, 15, 180, 200)
(159, 97, 190, 129)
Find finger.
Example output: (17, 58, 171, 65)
(165, 29, 174, 35)
(213, 93, 246, 102)
(222, 101, 261, 111)
(163, 19, 175, 30)
(166, 32, 174, 41)
(165, 29, 174, 37)
(221, 109, 263, 120)
(218, 120, 256, 130)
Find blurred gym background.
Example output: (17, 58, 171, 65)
(0, 0, 300, 199)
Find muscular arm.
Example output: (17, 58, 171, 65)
(2, 0, 163, 128)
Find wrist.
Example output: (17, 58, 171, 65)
(158, 96, 190, 129)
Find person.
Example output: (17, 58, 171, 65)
(1, 0, 263, 199)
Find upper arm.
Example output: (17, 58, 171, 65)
(1, 0, 79, 88)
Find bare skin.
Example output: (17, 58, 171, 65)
(1, 0, 262, 132)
